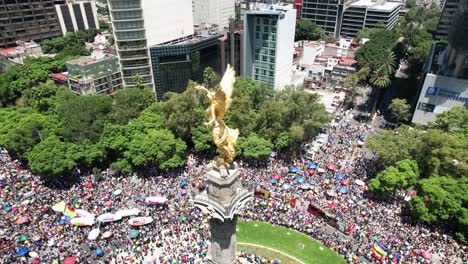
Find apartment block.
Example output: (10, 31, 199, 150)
(67, 54, 123, 94)
(0, 0, 66, 48)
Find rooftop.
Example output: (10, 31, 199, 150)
(246, 3, 294, 14)
(67, 54, 115, 66)
(156, 29, 222, 47)
(348, 0, 400, 11)
(0, 47, 18, 57)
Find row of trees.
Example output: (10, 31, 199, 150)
(367, 107, 468, 242)
(0, 67, 330, 178)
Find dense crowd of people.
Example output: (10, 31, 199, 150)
(0, 108, 466, 264)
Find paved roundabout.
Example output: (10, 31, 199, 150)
(236, 220, 346, 264)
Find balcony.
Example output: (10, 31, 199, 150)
(114, 27, 145, 32)
(121, 63, 151, 70)
(119, 55, 149, 61)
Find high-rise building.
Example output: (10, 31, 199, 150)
(0, 0, 66, 48)
(340, 0, 400, 37)
(411, 0, 468, 125)
(108, 0, 194, 89)
(55, 1, 100, 35)
(435, 0, 460, 40)
(149, 30, 223, 99)
(243, 3, 296, 89)
(300, 0, 345, 38)
(193, 0, 235, 30)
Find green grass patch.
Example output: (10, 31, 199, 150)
(238, 243, 301, 263)
(237, 220, 346, 264)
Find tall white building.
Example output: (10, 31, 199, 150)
(108, 0, 194, 88)
(192, 0, 234, 30)
(243, 3, 296, 89)
(55, 1, 100, 35)
(340, 0, 400, 37)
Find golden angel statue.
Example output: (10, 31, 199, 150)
(195, 65, 239, 167)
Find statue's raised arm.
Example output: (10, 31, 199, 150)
(196, 65, 239, 168)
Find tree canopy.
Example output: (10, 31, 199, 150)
(367, 107, 468, 241)
(388, 98, 411, 124)
(295, 20, 324, 41)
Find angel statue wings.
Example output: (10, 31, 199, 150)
(195, 65, 239, 167)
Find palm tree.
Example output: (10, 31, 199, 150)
(370, 66, 391, 88)
(380, 51, 397, 75)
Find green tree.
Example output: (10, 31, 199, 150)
(256, 100, 287, 142)
(367, 125, 422, 166)
(22, 84, 61, 112)
(379, 51, 397, 75)
(369, 66, 391, 88)
(405, 0, 417, 8)
(355, 29, 398, 70)
(58, 93, 112, 143)
(203, 67, 221, 90)
(412, 177, 466, 222)
(234, 77, 273, 110)
(110, 87, 155, 124)
(237, 133, 273, 159)
(430, 107, 468, 135)
(295, 20, 324, 41)
(388, 98, 411, 124)
(98, 123, 130, 165)
(369, 159, 419, 195)
(191, 125, 213, 152)
(125, 129, 187, 171)
(0, 108, 60, 157)
(225, 95, 257, 136)
(159, 85, 205, 141)
(28, 136, 75, 177)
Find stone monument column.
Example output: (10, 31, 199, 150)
(193, 163, 252, 264)
(209, 216, 238, 262)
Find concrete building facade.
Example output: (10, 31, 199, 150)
(193, 0, 235, 30)
(300, 0, 345, 38)
(0, 0, 66, 48)
(55, 1, 99, 35)
(243, 3, 296, 89)
(67, 54, 123, 94)
(340, 0, 400, 37)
